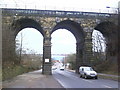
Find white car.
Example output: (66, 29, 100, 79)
(52, 66, 57, 70)
(79, 66, 98, 79)
(60, 66, 65, 70)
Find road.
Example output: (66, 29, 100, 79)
(52, 69, 119, 88)
(3, 69, 119, 89)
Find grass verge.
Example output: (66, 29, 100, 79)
(2, 65, 37, 81)
(98, 74, 119, 81)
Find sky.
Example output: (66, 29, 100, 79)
(0, 0, 119, 13)
(51, 29, 76, 54)
(4, 0, 119, 59)
(16, 28, 43, 54)
(16, 28, 76, 54)
(16, 28, 105, 54)
(16, 28, 76, 60)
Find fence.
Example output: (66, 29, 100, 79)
(0, 3, 117, 14)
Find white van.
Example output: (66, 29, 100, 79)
(79, 66, 98, 79)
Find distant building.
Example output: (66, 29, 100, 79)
(52, 60, 60, 63)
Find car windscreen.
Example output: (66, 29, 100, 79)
(84, 67, 93, 71)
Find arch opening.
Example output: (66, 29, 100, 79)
(92, 29, 106, 62)
(51, 20, 85, 73)
(94, 21, 118, 59)
(2, 18, 45, 80)
(93, 21, 118, 75)
(11, 18, 44, 68)
(15, 28, 43, 70)
(51, 29, 76, 70)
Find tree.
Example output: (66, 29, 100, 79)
(65, 54, 76, 70)
(92, 30, 106, 62)
(16, 33, 24, 64)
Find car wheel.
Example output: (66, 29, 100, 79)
(95, 76, 98, 79)
(80, 75, 82, 78)
(84, 74, 87, 79)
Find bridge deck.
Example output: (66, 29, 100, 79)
(2, 8, 117, 18)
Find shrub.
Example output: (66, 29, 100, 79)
(2, 65, 38, 81)
(94, 60, 118, 75)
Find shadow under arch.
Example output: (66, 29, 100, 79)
(11, 18, 44, 37)
(94, 21, 118, 61)
(51, 20, 85, 73)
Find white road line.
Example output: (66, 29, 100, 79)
(65, 71, 80, 79)
(103, 85, 112, 88)
(60, 73, 79, 81)
(81, 79, 93, 83)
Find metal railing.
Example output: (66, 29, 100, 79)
(0, 3, 117, 14)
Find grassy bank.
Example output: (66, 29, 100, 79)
(67, 69, 119, 81)
(98, 74, 119, 81)
(94, 60, 118, 74)
(2, 65, 38, 81)
(93, 60, 119, 81)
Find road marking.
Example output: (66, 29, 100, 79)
(65, 71, 80, 79)
(103, 85, 112, 88)
(81, 79, 93, 83)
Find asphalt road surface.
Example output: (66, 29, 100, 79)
(52, 69, 119, 88)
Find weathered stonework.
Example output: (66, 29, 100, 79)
(2, 8, 118, 74)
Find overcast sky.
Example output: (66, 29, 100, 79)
(1, 0, 119, 12)
(16, 28, 76, 55)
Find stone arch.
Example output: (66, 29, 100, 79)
(5, 18, 44, 65)
(51, 20, 85, 73)
(94, 21, 118, 61)
(51, 20, 85, 43)
(11, 18, 44, 38)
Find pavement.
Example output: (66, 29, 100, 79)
(2, 70, 64, 88)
